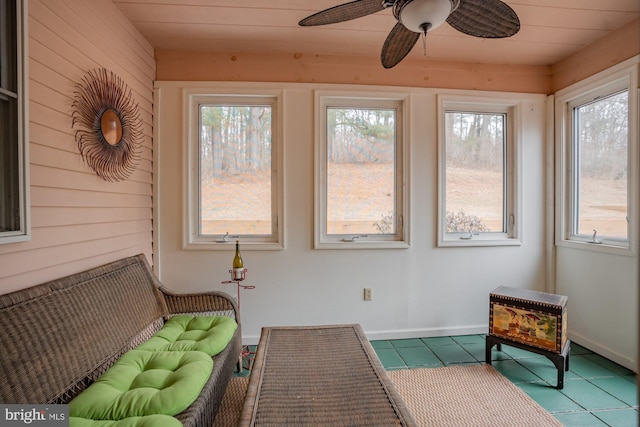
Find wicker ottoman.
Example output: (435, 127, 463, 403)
(239, 324, 416, 426)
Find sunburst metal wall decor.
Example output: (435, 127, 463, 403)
(71, 68, 142, 182)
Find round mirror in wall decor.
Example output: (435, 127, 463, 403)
(71, 68, 142, 182)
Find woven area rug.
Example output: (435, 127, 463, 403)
(387, 365, 562, 427)
(213, 365, 561, 426)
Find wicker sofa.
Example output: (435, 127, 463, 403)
(0, 254, 242, 427)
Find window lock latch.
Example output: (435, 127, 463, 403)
(460, 231, 479, 240)
(342, 235, 366, 242)
(216, 232, 230, 243)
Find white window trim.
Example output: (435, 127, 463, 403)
(555, 57, 639, 256)
(0, 0, 29, 244)
(314, 90, 410, 250)
(182, 88, 284, 251)
(437, 94, 522, 247)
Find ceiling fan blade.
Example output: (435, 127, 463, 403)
(299, 0, 386, 26)
(381, 22, 420, 69)
(446, 0, 520, 38)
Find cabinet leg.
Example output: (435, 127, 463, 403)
(549, 356, 565, 389)
(487, 336, 570, 390)
(485, 339, 493, 365)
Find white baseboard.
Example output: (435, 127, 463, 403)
(242, 324, 489, 346)
(364, 325, 488, 341)
(569, 331, 637, 373)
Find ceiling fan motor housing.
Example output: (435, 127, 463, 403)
(395, 0, 460, 33)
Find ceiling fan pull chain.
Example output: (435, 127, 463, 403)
(422, 32, 427, 55)
(420, 23, 431, 56)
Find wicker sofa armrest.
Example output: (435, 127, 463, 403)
(158, 287, 240, 323)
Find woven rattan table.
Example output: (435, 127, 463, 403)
(239, 324, 417, 426)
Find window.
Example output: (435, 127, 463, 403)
(315, 93, 408, 249)
(556, 63, 638, 253)
(184, 91, 283, 249)
(438, 96, 520, 246)
(572, 90, 628, 243)
(0, 0, 28, 244)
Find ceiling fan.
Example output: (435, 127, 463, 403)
(299, 0, 520, 69)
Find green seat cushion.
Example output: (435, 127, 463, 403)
(70, 350, 212, 421)
(69, 415, 182, 427)
(137, 315, 237, 357)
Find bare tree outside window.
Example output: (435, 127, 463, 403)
(445, 111, 505, 233)
(574, 90, 628, 240)
(326, 107, 396, 235)
(199, 104, 273, 236)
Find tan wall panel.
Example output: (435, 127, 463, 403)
(0, 0, 155, 292)
(30, 206, 152, 228)
(88, 0, 156, 61)
(65, 0, 155, 77)
(30, 123, 74, 153)
(29, 142, 83, 170)
(30, 0, 154, 90)
(1, 233, 151, 282)
(30, 165, 151, 195)
(30, 187, 152, 209)
(0, 221, 151, 256)
(1, 248, 153, 294)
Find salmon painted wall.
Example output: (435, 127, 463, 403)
(0, 0, 155, 293)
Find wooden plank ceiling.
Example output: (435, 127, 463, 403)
(114, 0, 640, 66)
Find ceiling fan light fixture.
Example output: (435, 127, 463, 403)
(299, 0, 519, 69)
(398, 0, 455, 33)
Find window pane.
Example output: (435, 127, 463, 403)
(0, 0, 18, 92)
(326, 107, 396, 235)
(0, 0, 20, 235)
(574, 90, 628, 239)
(445, 112, 505, 233)
(0, 95, 19, 232)
(199, 104, 272, 236)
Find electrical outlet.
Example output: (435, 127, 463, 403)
(363, 288, 372, 301)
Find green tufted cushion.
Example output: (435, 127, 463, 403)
(69, 415, 182, 427)
(137, 315, 237, 357)
(69, 350, 212, 421)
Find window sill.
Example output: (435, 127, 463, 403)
(438, 237, 522, 248)
(314, 240, 410, 250)
(183, 241, 284, 251)
(556, 239, 635, 257)
(0, 233, 31, 245)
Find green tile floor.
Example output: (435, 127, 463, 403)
(371, 335, 638, 427)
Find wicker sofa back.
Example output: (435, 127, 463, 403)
(0, 254, 242, 427)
